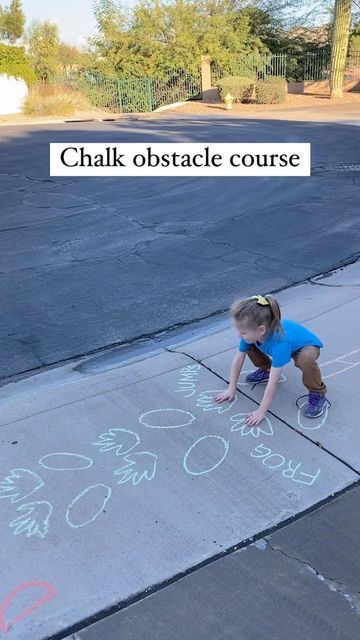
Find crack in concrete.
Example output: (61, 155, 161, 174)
(265, 539, 360, 615)
(0, 172, 72, 186)
(2, 182, 349, 278)
(125, 224, 310, 272)
(39, 190, 313, 272)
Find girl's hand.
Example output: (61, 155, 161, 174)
(245, 408, 266, 425)
(215, 388, 236, 403)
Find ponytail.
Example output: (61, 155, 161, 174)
(264, 295, 282, 333)
(231, 293, 283, 335)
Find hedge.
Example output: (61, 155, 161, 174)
(218, 75, 255, 103)
(0, 44, 36, 85)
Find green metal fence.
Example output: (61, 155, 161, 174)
(211, 54, 287, 85)
(211, 50, 360, 85)
(61, 68, 201, 113)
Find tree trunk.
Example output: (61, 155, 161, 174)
(330, 0, 352, 98)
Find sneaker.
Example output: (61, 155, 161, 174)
(303, 392, 329, 418)
(245, 368, 270, 384)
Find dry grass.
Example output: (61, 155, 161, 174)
(23, 83, 91, 117)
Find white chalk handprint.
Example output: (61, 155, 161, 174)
(197, 391, 237, 413)
(230, 413, 274, 438)
(10, 501, 53, 538)
(114, 452, 158, 486)
(92, 428, 140, 455)
(0, 469, 44, 503)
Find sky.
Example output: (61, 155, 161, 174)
(21, 0, 136, 46)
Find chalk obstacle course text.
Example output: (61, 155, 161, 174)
(50, 143, 311, 177)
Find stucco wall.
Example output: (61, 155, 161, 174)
(0, 74, 28, 115)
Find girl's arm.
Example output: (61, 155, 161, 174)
(245, 366, 283, 425)
(215, 351, 246, 402)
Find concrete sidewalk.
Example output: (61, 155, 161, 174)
(0, 263, 359, 640)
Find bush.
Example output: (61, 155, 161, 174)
(255, 76, 286, 104)
(217, 76, 255, 103)
(0, 44, 36, 85)
(23, 83, 91, 116)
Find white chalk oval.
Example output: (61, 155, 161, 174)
(39, 453, 93, 471)
(297, 401, 329, 430)
(140, 408, 195, 429)
(183, 435, 229, 476)
(66, 484, 112, 529)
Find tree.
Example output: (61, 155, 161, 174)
(58, 43, 83, 70)
(27, 20, 60, 83)
(330, 0, 352, 97)
(0, 0, 25, 43)
(349, 19, 360, 54)
(90, 0, 133, 75)
(91, 0, 269, 77)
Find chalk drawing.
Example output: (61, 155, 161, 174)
(238, 370, 287, 386)
(230, 412, 273, 438)
(251, 444, 272, 458)
(92, 428, 140, 455)
(293, 347, 360, 431)
(10, 501, 53, 538)
(320, 348, 360, 380)
(282, 460, 302, 479)
(114, 452, 158, 485)
(183, 435, 229, 476)
(250, 444, 320, 485)
(175, 364, 201, 398)
(296, 399, 329, 431)
(140, 408, 196, 429)
(0, 580, 57, 634)
(38, 453, 93, 471)
(66, 484, 112, 529)
(0, 469, 44, 504)
(196, 390, 237, 413)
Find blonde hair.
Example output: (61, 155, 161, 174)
(231, 294, 282, 335)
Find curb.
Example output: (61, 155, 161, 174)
(0, 112, 158, 128)
(154, 101, 186, 112)
(0, 115, 121, 127)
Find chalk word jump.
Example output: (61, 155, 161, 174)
(250, 444, 320, 486)
(196, 391, 237, 414)
(175, 364, 201, 398)
(230, 413, 273, 438)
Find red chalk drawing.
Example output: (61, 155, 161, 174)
(0, 581, 56, 634)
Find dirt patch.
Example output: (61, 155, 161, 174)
(161, 91, 360, 117)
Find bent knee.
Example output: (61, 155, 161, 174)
(294, 348, 319, 367)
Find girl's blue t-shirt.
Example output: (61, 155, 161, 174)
(239, 319, 323, 368)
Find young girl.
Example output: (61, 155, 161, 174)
(215, 294, 329, 426)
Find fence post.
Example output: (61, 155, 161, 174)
(200, 55, 212, 94)
(117, 79, 123, 113)
(146, 79, 153, 112)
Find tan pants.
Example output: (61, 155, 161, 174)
(247, 344, 327, 395)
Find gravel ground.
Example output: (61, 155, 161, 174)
(163, 91, 360, 116)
